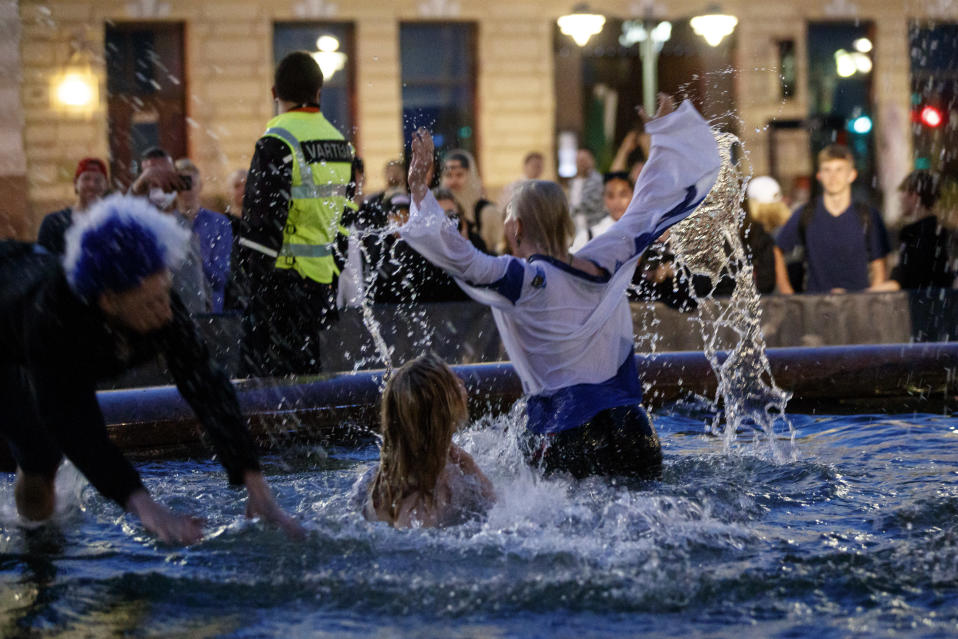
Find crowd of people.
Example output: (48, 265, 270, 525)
(3, 49, 955, 544)
(34, 78, 955, 331)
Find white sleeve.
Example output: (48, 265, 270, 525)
(400, 190, 533, 307)
(576, 100, 722, 274)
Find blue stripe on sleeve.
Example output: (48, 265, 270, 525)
(633, 185, 704, 256)
(465, 257, 526, 304)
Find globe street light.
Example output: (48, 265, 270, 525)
(690, 4, 738, 47)
(558, 3, 606, 47)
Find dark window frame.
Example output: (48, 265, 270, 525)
(399, 21, 479, 162)
(272, 21, 358, 145)
(105, 22, 187, 189)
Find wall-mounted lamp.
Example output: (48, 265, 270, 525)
(50, 36, 99, 116)
(311, 35, 347, 81)
(690, 4, 738, 47)
(558, 3, 606, 47)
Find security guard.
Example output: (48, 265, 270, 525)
(238, 51, 355, 377)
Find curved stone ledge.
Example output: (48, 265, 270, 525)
(96, 342, 958, 460)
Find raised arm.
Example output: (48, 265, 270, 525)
(576, 96, 722, 275)
(402, 129, 530, 307)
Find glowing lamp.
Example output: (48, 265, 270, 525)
(311, 35, 347, 81)
(834, 50, 855, 77)
(690, 5, 738, 47)
(558, 4, 606, 47)
(56, 73, 94, 106)
(50, 65, 98, 116)
(853, 37, 873, 53)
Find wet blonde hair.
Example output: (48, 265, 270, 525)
(509, 180, 575, 257)
(371, 353, 468, 524)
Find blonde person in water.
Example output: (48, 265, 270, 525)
(360, 353, 495, 528)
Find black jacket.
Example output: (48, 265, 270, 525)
(0, 241, 260, 506)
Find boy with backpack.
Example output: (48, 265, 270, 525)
(773, 144, 890, 294)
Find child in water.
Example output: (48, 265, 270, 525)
(359, 353, 495, 528)
(400, 95, 721, 479)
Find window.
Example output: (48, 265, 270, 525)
(910, 22, 958, 176)
(806, 22, 875, 204)
(273, 22, 356, 139)
(399, 23, 477, 157)
(105, 23, 186, 188)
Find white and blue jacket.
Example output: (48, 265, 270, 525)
(401, 101, 721, 434)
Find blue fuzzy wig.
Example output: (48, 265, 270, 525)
(63, 193, 191, 302)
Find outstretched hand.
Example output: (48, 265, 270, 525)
(243, 470, 306, 540)
(638, 93, 677, 126)
(408, 128, 435, 206)
(126, 488, 205, 545)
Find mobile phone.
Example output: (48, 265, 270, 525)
(177, 174, 193, 191)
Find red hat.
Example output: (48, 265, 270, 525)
(74, 157, 108, 182)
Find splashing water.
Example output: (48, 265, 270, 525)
(668, 131, 793, 454)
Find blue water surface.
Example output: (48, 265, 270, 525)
(1, 411, 957, 638)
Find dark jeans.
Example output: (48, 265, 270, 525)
(0, 365, 61, 476)
(240, 263, 337, 378)
(539, 404, 662, 480)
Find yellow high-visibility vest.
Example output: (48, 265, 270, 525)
(261, 110, 355, 284)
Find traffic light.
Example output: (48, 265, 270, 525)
(919, 105, 943, 128)
(849, 115, 872, 134)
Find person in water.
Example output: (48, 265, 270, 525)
(401, 95, 721, 479)
(0, 194, 303, 544)
(360, 353, 495, 528)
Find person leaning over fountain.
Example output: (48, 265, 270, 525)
(0, 194, 304, 544)
(401, 95, 721, 479)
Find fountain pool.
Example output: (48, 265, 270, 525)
(1, 409, 956, 638)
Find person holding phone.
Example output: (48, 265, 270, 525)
(129, 148, 211, 314)
(175, 158, 234, 313)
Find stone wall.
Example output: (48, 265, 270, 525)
(0, 0, 27, 239)
(11, 0, 958, 237)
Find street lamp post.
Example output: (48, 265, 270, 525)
(621, 18, 672, 115)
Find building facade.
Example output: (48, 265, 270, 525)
(2, 0, 955, 238)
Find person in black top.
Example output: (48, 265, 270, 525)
(1, 194, 303, 544)
(36, 157, 109, 255)
(871, 170, 954, 291)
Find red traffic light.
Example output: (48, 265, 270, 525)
(920, 105, 943, 128)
